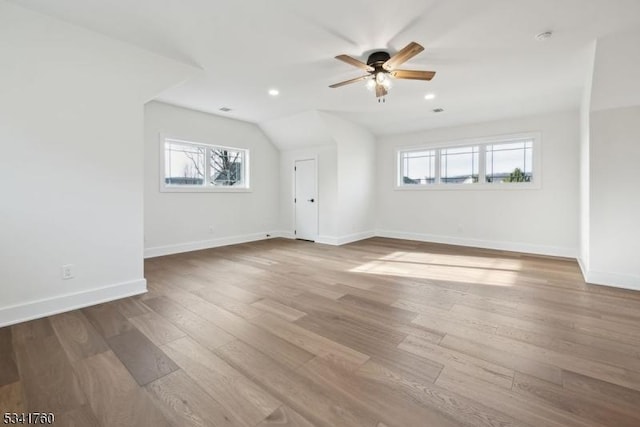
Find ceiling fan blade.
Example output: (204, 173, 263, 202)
(375, 85, 388, 98)
(383, 42, 424, 71)
(390, 69, 436, 81)
(335, 54, 374, 72)
(329, 75, 371, 88)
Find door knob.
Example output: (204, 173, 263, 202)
(308, 198, 315, 203)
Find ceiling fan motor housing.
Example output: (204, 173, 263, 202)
(367, 51, 391, 74)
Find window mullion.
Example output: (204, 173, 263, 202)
(242, 149, 248, 187)
(401, 153, 406, 186)
(435, 149, 442, 185)
(479, 144, 487, 184)
(402, 153, 408, 185)
(205, 147, 212, 187)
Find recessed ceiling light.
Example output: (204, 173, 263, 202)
(535, 31, 553, 41)
(268, 89, 279, 96)
(433, 108, 444, 113)
(424, 93, 436, 100)
(219, 107, 232, 112)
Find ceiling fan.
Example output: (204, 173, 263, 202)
(329, 41, 435, 102)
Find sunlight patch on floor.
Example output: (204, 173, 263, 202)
(351, 251, 522, 287)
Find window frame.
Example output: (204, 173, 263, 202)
(395, 132, 541, 191)
(399, 148, 437, 185)
(159, 135, 251, 193)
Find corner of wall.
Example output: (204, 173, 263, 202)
(579, 40, 596, 275)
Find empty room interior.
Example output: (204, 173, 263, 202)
(2, 0, 640, 426)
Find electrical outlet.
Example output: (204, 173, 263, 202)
(61, 264, 75, 280)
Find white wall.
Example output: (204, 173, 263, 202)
(321, 113, 376, 239)
(376, 111, 580, 257)
(0, 3, 195, 326)
(588, 107, 640, 288)
(579, 43, 596, 272)
(591, 31, 640, 112)
(579, 31, 640, 290)
(260, 110, 335, 150)
(144, 101, 280, 257)
(579, 107, 591, 270)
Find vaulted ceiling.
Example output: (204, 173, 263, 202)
(11, 0, 640, 135)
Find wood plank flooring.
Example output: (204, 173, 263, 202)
(2, 237, 640, 426)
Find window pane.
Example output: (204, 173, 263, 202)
(401, 150, 435, 184)
(164, 141, 205, 186)
(485, 140, 533, 183)
(440, 146, 479, 184)
(210, 149, 245, 186)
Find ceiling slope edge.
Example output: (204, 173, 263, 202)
(259, 110, 337, 151)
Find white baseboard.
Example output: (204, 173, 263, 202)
(315, 231, 376, 246)
(577, 257, 588, 281)
(144, 232, 277, 258)
(316, 235, 339, 245)
(273, 230, 296, 240)
(375, 229, 577, 258)
(0, 279, 146, 328)
(337, 231, 376, 245)
(146, 229, 374, 254)
(582, 268, 640, 291)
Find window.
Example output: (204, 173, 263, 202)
(396, 133, 539, 189)
(485, 140, 532, 183)
(161, 137, 250, 192)
(440, 146, 479, 184)
(400, 150, 436, 184)
(209, 148, 246, 187)
(164, 140, 206, 186)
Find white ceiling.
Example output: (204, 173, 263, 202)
(11, 0, 640, 135)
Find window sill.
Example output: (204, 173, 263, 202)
(394, 182, 541, 191)
(160, 186, 252, 193)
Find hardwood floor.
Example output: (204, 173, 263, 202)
(2, 237, 640, 426)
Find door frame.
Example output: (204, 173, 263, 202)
(293, 155, 319, 241)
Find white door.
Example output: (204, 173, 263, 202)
(294, 159, 318, 241)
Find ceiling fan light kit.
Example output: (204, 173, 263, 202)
(330, 41, 436, 102)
